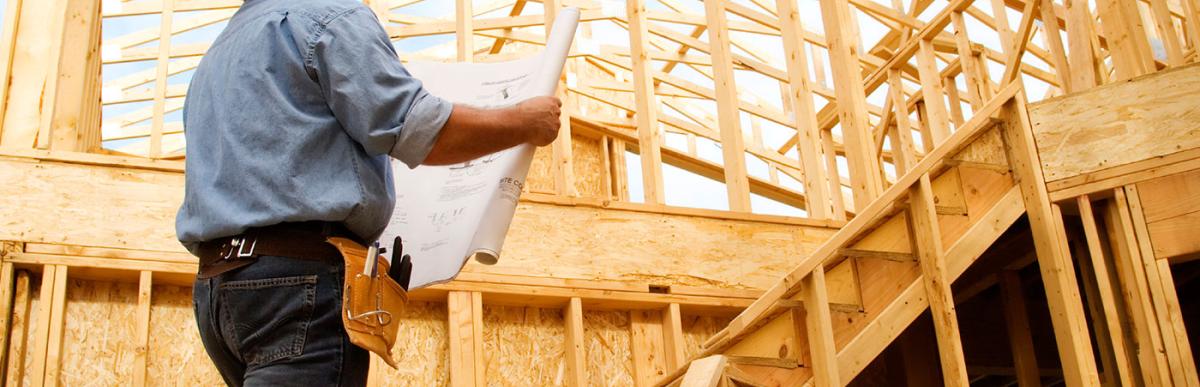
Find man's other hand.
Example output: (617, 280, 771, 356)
(515, 96, 562, 146)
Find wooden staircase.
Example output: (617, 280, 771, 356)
(655, 82, 1102, 386)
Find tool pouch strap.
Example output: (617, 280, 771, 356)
(325, 237, 408, 369)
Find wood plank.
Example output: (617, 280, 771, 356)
(803, 270, 839, 387)
(447, 291, 479, 387)
(1125, 185, 1199, 386)
(4, 270, 31, 386)
(43, 265, 68, 387)
(626, 0, 666, 204)
(680, 355, 727, 387)
(632, 309, 669, 386)
(471, 291, 483, 385)
(663, 303, 687, 371)
(564, 297, 586, 387)
(819, 0, 884, 207)
(30, 266, 57, 387)
(999, 271, 1041, 387)
(776, 0, 830, 218)
(456, 0, 473, 62)
(702, 0, 752, 212)
(0, 261, 13, 379)
(916, 39, 952, 144)
(999, 94, 1100, 386)
(545, 0, 575, 198)
(1063, 0, 1098, 92)
(1105, 190, 1172, 386)
(1095, 0, 1156, 80)
(0, 0, 25, 135)
(49, 0, 103, 152)
(1133, 168, 1200, 223)
(908, 174, 969, 386)
(1076, 196, 1137, 387)
(1, 0, 70, 149)
(133, 271, 152, 387)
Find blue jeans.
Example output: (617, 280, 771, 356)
(193, 255, 369, 386)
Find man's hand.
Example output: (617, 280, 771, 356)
(514, 96, 562, 146)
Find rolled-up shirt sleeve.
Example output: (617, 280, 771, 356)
(308, 8, 453, 168)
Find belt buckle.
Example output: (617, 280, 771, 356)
(221, 237, 257, 260)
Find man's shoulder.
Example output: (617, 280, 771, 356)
(284, 0, 372, 27)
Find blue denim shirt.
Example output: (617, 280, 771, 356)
(176, 0, 452, 253)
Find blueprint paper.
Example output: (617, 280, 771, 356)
(379, 8, 579, 289)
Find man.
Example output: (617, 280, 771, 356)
(176, 0, 561, 385)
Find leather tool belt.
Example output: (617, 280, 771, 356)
(196, 222, 408, 368)
(194, 222, 358, 279)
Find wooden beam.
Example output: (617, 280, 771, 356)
(1076, 196, 1136, 387)
(632, 310, 668, 386)
(447, 291, 482, 386)
(148, 0, 175, 158)
(819, 0, 884, 207)
(4, 270, 31, 386)
(998, 94, 1100, 386)
(908, 174, 970, 386)
(1125, 185, 1200, 386)
(545, 0, 575, 198)
(456, 0, 473, 62)
(680, 355, 727, 387)
(1094, 0, 1156, 80)
(803, 269, 839, 387)
(916, 39, 952, 144)
(776, 0, 830, 218)
(49, 0, 103, 153)
(1105, 190, 1172, 386)
(0, 261, 13, 380)
(663, 303, 687, 371)
(999, 271, 1041, 387)
(133, 271, 152, 387)
(1000, 0, 1041, 85)
(1063, 0, 1098, 92)
(564, 297, 586, 387)
(626, 0, 665, 204)
(702, 0, 752, 212)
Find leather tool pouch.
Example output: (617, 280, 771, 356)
(325, 237, 408, 369)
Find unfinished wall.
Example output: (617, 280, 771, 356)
(0, 156, 836, 293)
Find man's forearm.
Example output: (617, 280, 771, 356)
(421, 97, 561, 166)
(422, 104, 527, 166)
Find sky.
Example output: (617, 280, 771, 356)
(11, 0, 1068, 217)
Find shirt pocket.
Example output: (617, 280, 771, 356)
(218, 275, 319, 366)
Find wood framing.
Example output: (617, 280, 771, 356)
(2, 0, 1200, 385)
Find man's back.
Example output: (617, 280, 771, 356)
(177, 0, 451, 251)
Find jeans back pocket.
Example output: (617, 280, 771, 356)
(218, 275, 318, 366)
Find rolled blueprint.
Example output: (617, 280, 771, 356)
(379, 8, 580, 289)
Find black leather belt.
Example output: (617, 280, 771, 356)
(195, 221, 362, 279)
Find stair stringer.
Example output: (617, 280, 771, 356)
(656, 84, 1030, 387)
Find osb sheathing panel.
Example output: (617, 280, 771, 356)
(1029, 62, 1200, 182)
(571, 135, 607, 199)
(146, 284, 224, 385)
(584, 310, 634, 386)
(477, 203, 835, 290)
(482, 305, 565, 386)
(59, 279, 139, 386)
(527, 142, 557, 193)
(0, 159, 183, 253)
(0, 158, 836, 291)
(681, 315, 732, 360)
(374, 301, 450, 386)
